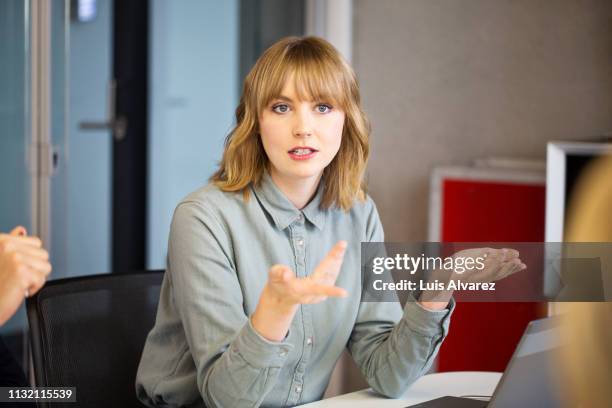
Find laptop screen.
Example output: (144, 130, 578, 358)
(489, 317, 566, 408)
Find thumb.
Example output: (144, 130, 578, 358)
(10, 226, 27, 237)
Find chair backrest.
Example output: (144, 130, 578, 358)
(26, 271, 164, 408)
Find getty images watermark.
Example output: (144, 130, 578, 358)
(360, 242, 612, 303)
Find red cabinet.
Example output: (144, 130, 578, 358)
(429, 166, 548, 372)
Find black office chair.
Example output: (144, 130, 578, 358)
(26, 271, 164, 408)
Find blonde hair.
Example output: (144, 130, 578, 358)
(561, 156, 612, 407)
(211, 36, 370, 211)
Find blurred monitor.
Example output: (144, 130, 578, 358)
(544, 141, 612, 297)
(545, 141, 612, 242)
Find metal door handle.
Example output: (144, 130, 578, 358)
(79, 79, 128, 141)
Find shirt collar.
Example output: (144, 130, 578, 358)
(251, 170, 327, 230)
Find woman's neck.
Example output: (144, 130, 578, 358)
(269, 169, 322, 210)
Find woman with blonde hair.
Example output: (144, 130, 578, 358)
(136, 36, 520, 407)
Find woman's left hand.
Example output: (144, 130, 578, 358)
(418, 247, 526, 310)
(450, 247, 526, 283)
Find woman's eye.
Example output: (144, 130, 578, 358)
(316, 104, 332, 113)
(272, 104, 289, 113)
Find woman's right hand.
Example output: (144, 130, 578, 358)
(266, 240, 348, 307)
(251, 241, 348, 341)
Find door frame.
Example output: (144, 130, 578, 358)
(30, 0, 52, 244)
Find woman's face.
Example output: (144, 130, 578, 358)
(259, 75, 345, 187)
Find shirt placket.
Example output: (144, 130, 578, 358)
(287, 212, 314, 406)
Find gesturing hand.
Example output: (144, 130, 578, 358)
(266, 240, 349, 308)
(450, 247, 526, 283)
(252, 241, 349, 341)
(419, 247, 526, 310)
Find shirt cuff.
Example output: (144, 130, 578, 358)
(230, 319, 294, 369)
(402, 296, 455, 338)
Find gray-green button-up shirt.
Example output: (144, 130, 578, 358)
(136, 171, 454, 407)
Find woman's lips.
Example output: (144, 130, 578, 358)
(288, 147, 318, 161)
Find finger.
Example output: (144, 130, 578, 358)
(511, 260, 527, 272)
(25, 271, 47, 297)
(485, 249, 503, 259)
(14, 264, 40, 291)
(18, 255, 52, 276)
(312, 241, 347, 282)
(10, 226, 27, 236)
(502, 248, 519, 259)
(483, 251, 503, 267)
(0, 234, 43, 248)
(487, 249, 514, 264)
(497, 259, 522, 280)
(308, 283, 348, 298)
(499, 249, 508, 262)
(15, 246, 49, 261)
(481, 247, 494, 257)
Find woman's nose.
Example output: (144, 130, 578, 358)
(293, 110, 313, 137)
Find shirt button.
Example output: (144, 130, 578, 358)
(296, 238, 304, 247)
(295, 385, 302, 394)
(306, 337, 313, 345)
(297, 213, 304, 223)
(279, 349, 288, 357)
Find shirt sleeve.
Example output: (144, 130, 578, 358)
(346, 198, 455, 398)
(159, 201, 291, 407)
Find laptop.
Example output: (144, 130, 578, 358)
(407, 317, 565, 408)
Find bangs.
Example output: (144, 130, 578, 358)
(252, 39, 352, 115)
